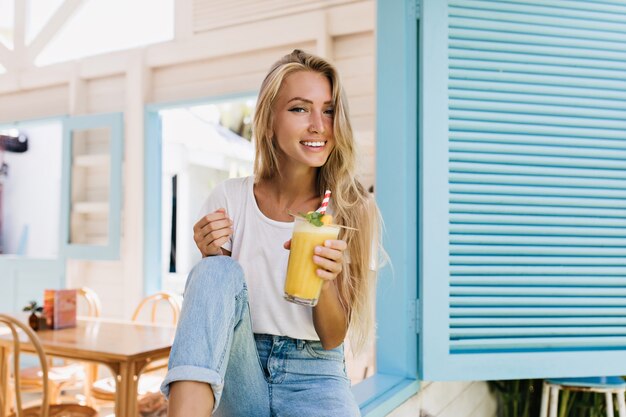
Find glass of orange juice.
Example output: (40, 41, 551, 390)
(284, 215, 340, 306)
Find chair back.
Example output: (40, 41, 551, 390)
(76, 287, 102, 318)
(0, 314, 49, 417)
(132, 292, 181, 325)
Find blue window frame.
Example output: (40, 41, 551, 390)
(143, 110, 163, 296)
(60, 112, 124, 260)
(351, 0, 421, 415)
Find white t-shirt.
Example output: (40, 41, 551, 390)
(198, 176, 320, 340)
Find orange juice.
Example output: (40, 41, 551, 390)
(284, 216, 340, 306)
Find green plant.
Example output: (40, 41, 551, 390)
(22, 300, 44, 314)
(23, 300, 45, 330)
(559, 390, 613, 417)
(489, 379, 542, 417)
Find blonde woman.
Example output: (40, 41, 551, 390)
(162, 49, 380, 417)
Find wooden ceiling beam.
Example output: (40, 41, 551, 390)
(26, 0, 86, 65)
(0, 43, 13, 72)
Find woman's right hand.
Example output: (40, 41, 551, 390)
(193, 208, 233, 257)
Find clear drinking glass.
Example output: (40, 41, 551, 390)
(284, 216, 340, 306)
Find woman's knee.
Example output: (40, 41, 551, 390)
(185, 256, 245, 297)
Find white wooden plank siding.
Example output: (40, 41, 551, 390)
(0, 85, 68, 121)
(193, 0, 356, 33)
(334, 31, 376, 189)
(152, 43, 316, 103)
(447, 0, 626, 354)
(86, 75, 125, 113)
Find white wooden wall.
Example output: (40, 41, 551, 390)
(0, 0, 376, 319)
(387, 381, 497, 417)
(192, 0, 360, 33)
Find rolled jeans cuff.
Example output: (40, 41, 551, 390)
(160, 365, 224, 411)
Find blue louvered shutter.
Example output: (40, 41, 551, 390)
(421, 0, 626, 380)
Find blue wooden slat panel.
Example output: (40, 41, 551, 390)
(60, 113, 123, 260)
(421, 0, 626, 380)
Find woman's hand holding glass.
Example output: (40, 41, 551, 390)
(193, 208, 233, 257)
(284, 238, 347, 283)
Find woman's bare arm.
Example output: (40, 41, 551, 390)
(167, 381, 214, 417)
(312, 279, 349, 349)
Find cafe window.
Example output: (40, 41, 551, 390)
(158, 100, 256, 294)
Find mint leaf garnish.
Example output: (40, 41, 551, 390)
(300, 211, 324, 227)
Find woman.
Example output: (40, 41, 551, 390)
(161, 49, 381, 417)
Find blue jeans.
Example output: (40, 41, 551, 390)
(161, 256, 360, 417)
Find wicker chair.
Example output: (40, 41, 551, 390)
(0, 313, 98, 417)
(76, 288, 102, 318)
(130, 292, 181, 325)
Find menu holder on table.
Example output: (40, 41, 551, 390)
(44, 289, 77, 329)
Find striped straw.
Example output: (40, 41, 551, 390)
(316, 190, 332, 214)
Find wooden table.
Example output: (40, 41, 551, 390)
(0, 316, 176, 417)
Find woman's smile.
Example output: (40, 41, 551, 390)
(300, 140, 328, 151)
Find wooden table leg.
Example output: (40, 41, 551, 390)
(114, 362, 131, 417)
(83, 362, 97, 407)
(123, 361, 140, 417)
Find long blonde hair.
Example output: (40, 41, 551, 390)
(252, 49, 381, 352)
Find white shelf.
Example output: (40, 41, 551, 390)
(72, 201, 108, 214)
(74, 154, 110, 168)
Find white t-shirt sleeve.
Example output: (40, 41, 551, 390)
(197, 180, 233, 252)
